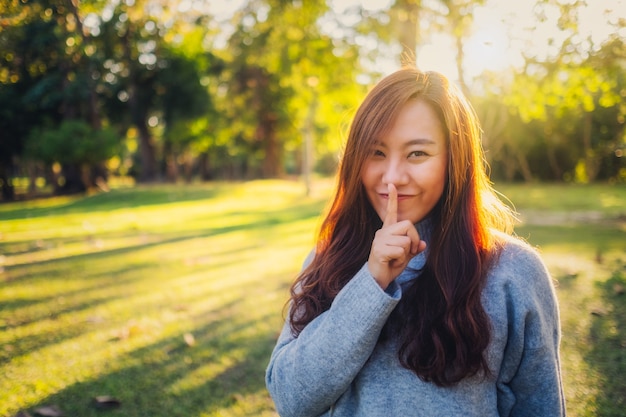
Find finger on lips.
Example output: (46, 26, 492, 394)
(384, 183, 398, 226)
(381, 183, 427, 257)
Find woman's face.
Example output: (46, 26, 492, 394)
(361, 99, 448, 225)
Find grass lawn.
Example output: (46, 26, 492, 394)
(1, 180, 625, 416)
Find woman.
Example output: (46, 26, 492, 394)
(266, 68, 565, 416)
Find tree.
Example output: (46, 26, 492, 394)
(470, 0, 625, 182)
(25, 120, 118, 193)
(213, 0, 363, 179)
(0, 0, 85, 196)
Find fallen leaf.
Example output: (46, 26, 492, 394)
(92, 396, 121, 410)
(591, 307, 607, 317)
(109, 318, 163, 342)
(33, 405, 63, 417)
(184, 255, 211, 266)
(184, 332, 196, 347)
(86, 315, 106, 323)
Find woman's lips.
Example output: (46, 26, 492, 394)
(380, 193, 414, 200)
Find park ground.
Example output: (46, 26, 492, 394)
(0, 179, 625, 416)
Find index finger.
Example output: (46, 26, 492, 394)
(383, 183, 398, 226)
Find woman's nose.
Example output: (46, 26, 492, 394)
(382, 159, 409, 185)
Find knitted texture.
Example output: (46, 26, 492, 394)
(266, 228, 565, 417)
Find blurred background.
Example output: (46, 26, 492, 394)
(1, 0, 624, 199)
(1, 1, 626, 417)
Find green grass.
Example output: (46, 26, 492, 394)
(1, 180, 625, 416)
(495, 182, 626, 214)
(0, 180, 332, 417)
(498, 182, 626, 416)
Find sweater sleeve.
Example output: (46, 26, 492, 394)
(495, 241, 566, 417)
(265, 264, 402, 417)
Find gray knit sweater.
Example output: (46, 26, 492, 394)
(266, 227, 566, 417)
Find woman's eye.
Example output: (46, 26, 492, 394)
(372, 149, 385, 157)
(408, 150, 427, 158)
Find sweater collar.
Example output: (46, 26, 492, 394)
(415, 215, 434, 247)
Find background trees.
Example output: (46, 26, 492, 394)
(1, 0, 624, 200)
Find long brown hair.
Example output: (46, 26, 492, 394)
(289, 68, 514, 386)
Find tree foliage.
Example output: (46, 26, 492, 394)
(484, 0, 626, 182)
(0, 0, 624, 199)
(26, 119, 118, 165)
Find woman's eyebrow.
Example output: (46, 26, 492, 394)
(371, 138, 437, 149)
(404, 138, 436, 146)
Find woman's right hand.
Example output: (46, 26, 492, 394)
(367, 184, 426, 289)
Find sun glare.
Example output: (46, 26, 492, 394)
(205, 0, 624, 84)
(416, 0, 625, 83)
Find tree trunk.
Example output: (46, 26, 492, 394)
(27, 160, 38, 196)
(248, 67, 281, 178)
(260, 113, 280, 178)
(122, 24, 158, 182)
(56, 163, 87, 195)
(136, 117, 158, 182)
(165, 155, 179, 183)
(454, 34, 470, 97)
(502, 151, 517, 182)
(394, 0, 420, 63)
(516, 151, 534, 182)
(162, 140, 178, 182)
(0, 162, 15, 201)
(582, 112, 600, 182)
(546, 143, 563, 181)
(303, 100, 316, 196)
(479, 105, 508, 166)
(182, 152, 194, 183)
(198, 152, 212, 181)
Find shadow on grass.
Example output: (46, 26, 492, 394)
(2, 191, 324, 416)
(20, 309, 279, 417)
(2, 198, 324, 275)
(0, 264, 154, 364)
(0, 185, 225, 221)
(587, 259, 626, 416)
(0, 231, 297, 367)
